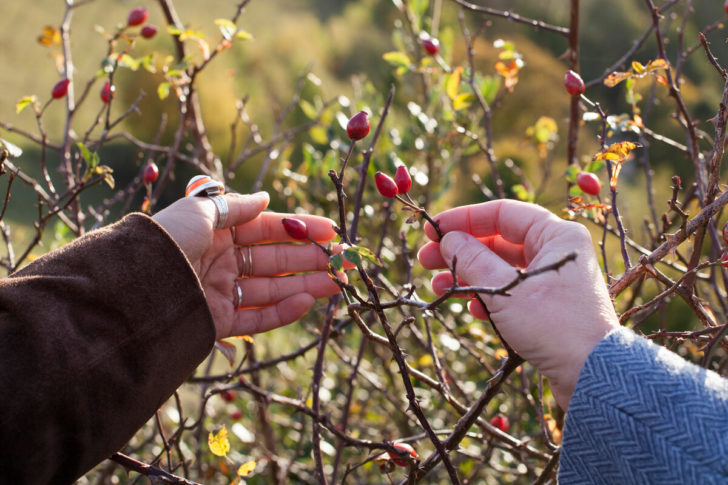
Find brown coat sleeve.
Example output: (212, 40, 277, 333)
(0, 214, 216, 484)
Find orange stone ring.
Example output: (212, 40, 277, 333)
(185, 175, 228, 230)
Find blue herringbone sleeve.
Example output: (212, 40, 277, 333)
(559, 327, 728, 484)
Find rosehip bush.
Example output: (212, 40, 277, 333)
(3, 1, 728, 484)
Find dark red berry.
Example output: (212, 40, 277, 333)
(387, 442, 418, 467)
(231, 410, 243, 420)
(101, 82, 115, 104)
(375, 172, 398, 198)
(722, 248, 728, 269)
(394, 165, 412, 194)
(282, 218, 309, 240)
(725, 0, 728, 15)
(143, 162, 159, 183)
(422, 37, 440, 56)
(127, 7, 148, 27)
(490, 414, 510, 433)
(722, 221, 728, 245)
(51, 79, 70, 99)
(346, 111, 370, 141)
(220, 390, 235, 402)
(577, 171, 601, 196)
(564, 70, 585, 97)
(141, 25, 158, 39)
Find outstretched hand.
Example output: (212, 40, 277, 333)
(417, 199, 619, 409)
(153, 192, 343, 340)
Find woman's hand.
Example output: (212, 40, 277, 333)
(153, 192, 343, 339)
(417, 199, 619, 409)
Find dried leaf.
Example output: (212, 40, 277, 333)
(592, 141, 640, 162)
(208, 426, 231, 457)
(215, 340, 237, 366)
(604, 70, 632, 87)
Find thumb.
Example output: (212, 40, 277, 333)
(440, 231, 516, 289)
(224, 191, 270, 228)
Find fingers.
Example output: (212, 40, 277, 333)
(234, 243, 337, 277)
(237, 272, 344, 308)
(234, 212, 337, 244)
(222, 192, 270, 228)
(438, 231, 517, 288)
(418, 235, 526, 270)
(424, 200, 560, 250)
(231, 293, 316, 335)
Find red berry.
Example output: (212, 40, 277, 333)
(231, 410, 243, 420)
(127, 7, 148, 27)
(721, 248, 728, 269)
(143, 162, 159, 183)
(282, 218, 309, 240)
(100, 82, 115, 104)
(577, 171, 601, 196)
(375, 172, 398, 198)
(387, 442, 418, 467)
(220, 390, 235, 402)
(51, 79, 70, 99)
(422, 37, 440, 56)
(722, 221, 728, 245)
(394, 165, 412, 194)
(725, 0, 728, 15)
(564, 70, 585, 96)
(141, 25, 158, 39)
(346, 111, 370, 141)
(490, 414, 510, 433)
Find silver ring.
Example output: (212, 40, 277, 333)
(237, 246, 247, 278)
(247, 246, 253, 278)
(233, 280, 243, 308)
(210, 195, 228, 231)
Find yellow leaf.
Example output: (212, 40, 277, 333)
(592, 141, 640, 162)
(494, 348, 508, 360)
(16, 96, 37, 115)
(418, 354, 434, 367)
(645, 58, 669, 72)
(37, 25, 61, 47)
(452, 93, 474, 111)
(631, 61, 644, 74)
(238, 460, 257, 477)
(603, 71, 632, 88)
(209, 426, 231, 457)
(446, 66, 463, 100)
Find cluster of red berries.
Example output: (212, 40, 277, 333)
(375, 166, 412, 199)
(50, 7, 157, 104)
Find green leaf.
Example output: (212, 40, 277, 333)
(16, 96, 37, 115)
(585, 159, 606, 173)
(299, 100, 318, 120)
(479, 76, 500, 105)
(235, 29, 253, 40)
(512, 184, 534, 202)
(157, 82, 171, 100)
(344, 246, 380, 267)
(382, 51, 411, 69)
(569, 185, 583, 197)
(76, 142, 91, 162)
(565, 165, 580, 184)
(308, 126, 328, 145)
(117, 54, 140, 71)
(329, 253, 344, 272)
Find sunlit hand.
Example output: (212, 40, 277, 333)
(153, 192, 343, 339)
(417, 199, 619, 409)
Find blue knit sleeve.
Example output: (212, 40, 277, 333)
(559, 326, 728, 484)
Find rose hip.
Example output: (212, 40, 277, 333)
(394, 165, 412, 194)
(346, 111, 370, 141)
(375, 172, 398, 198)
(282, 218, 309, 240)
